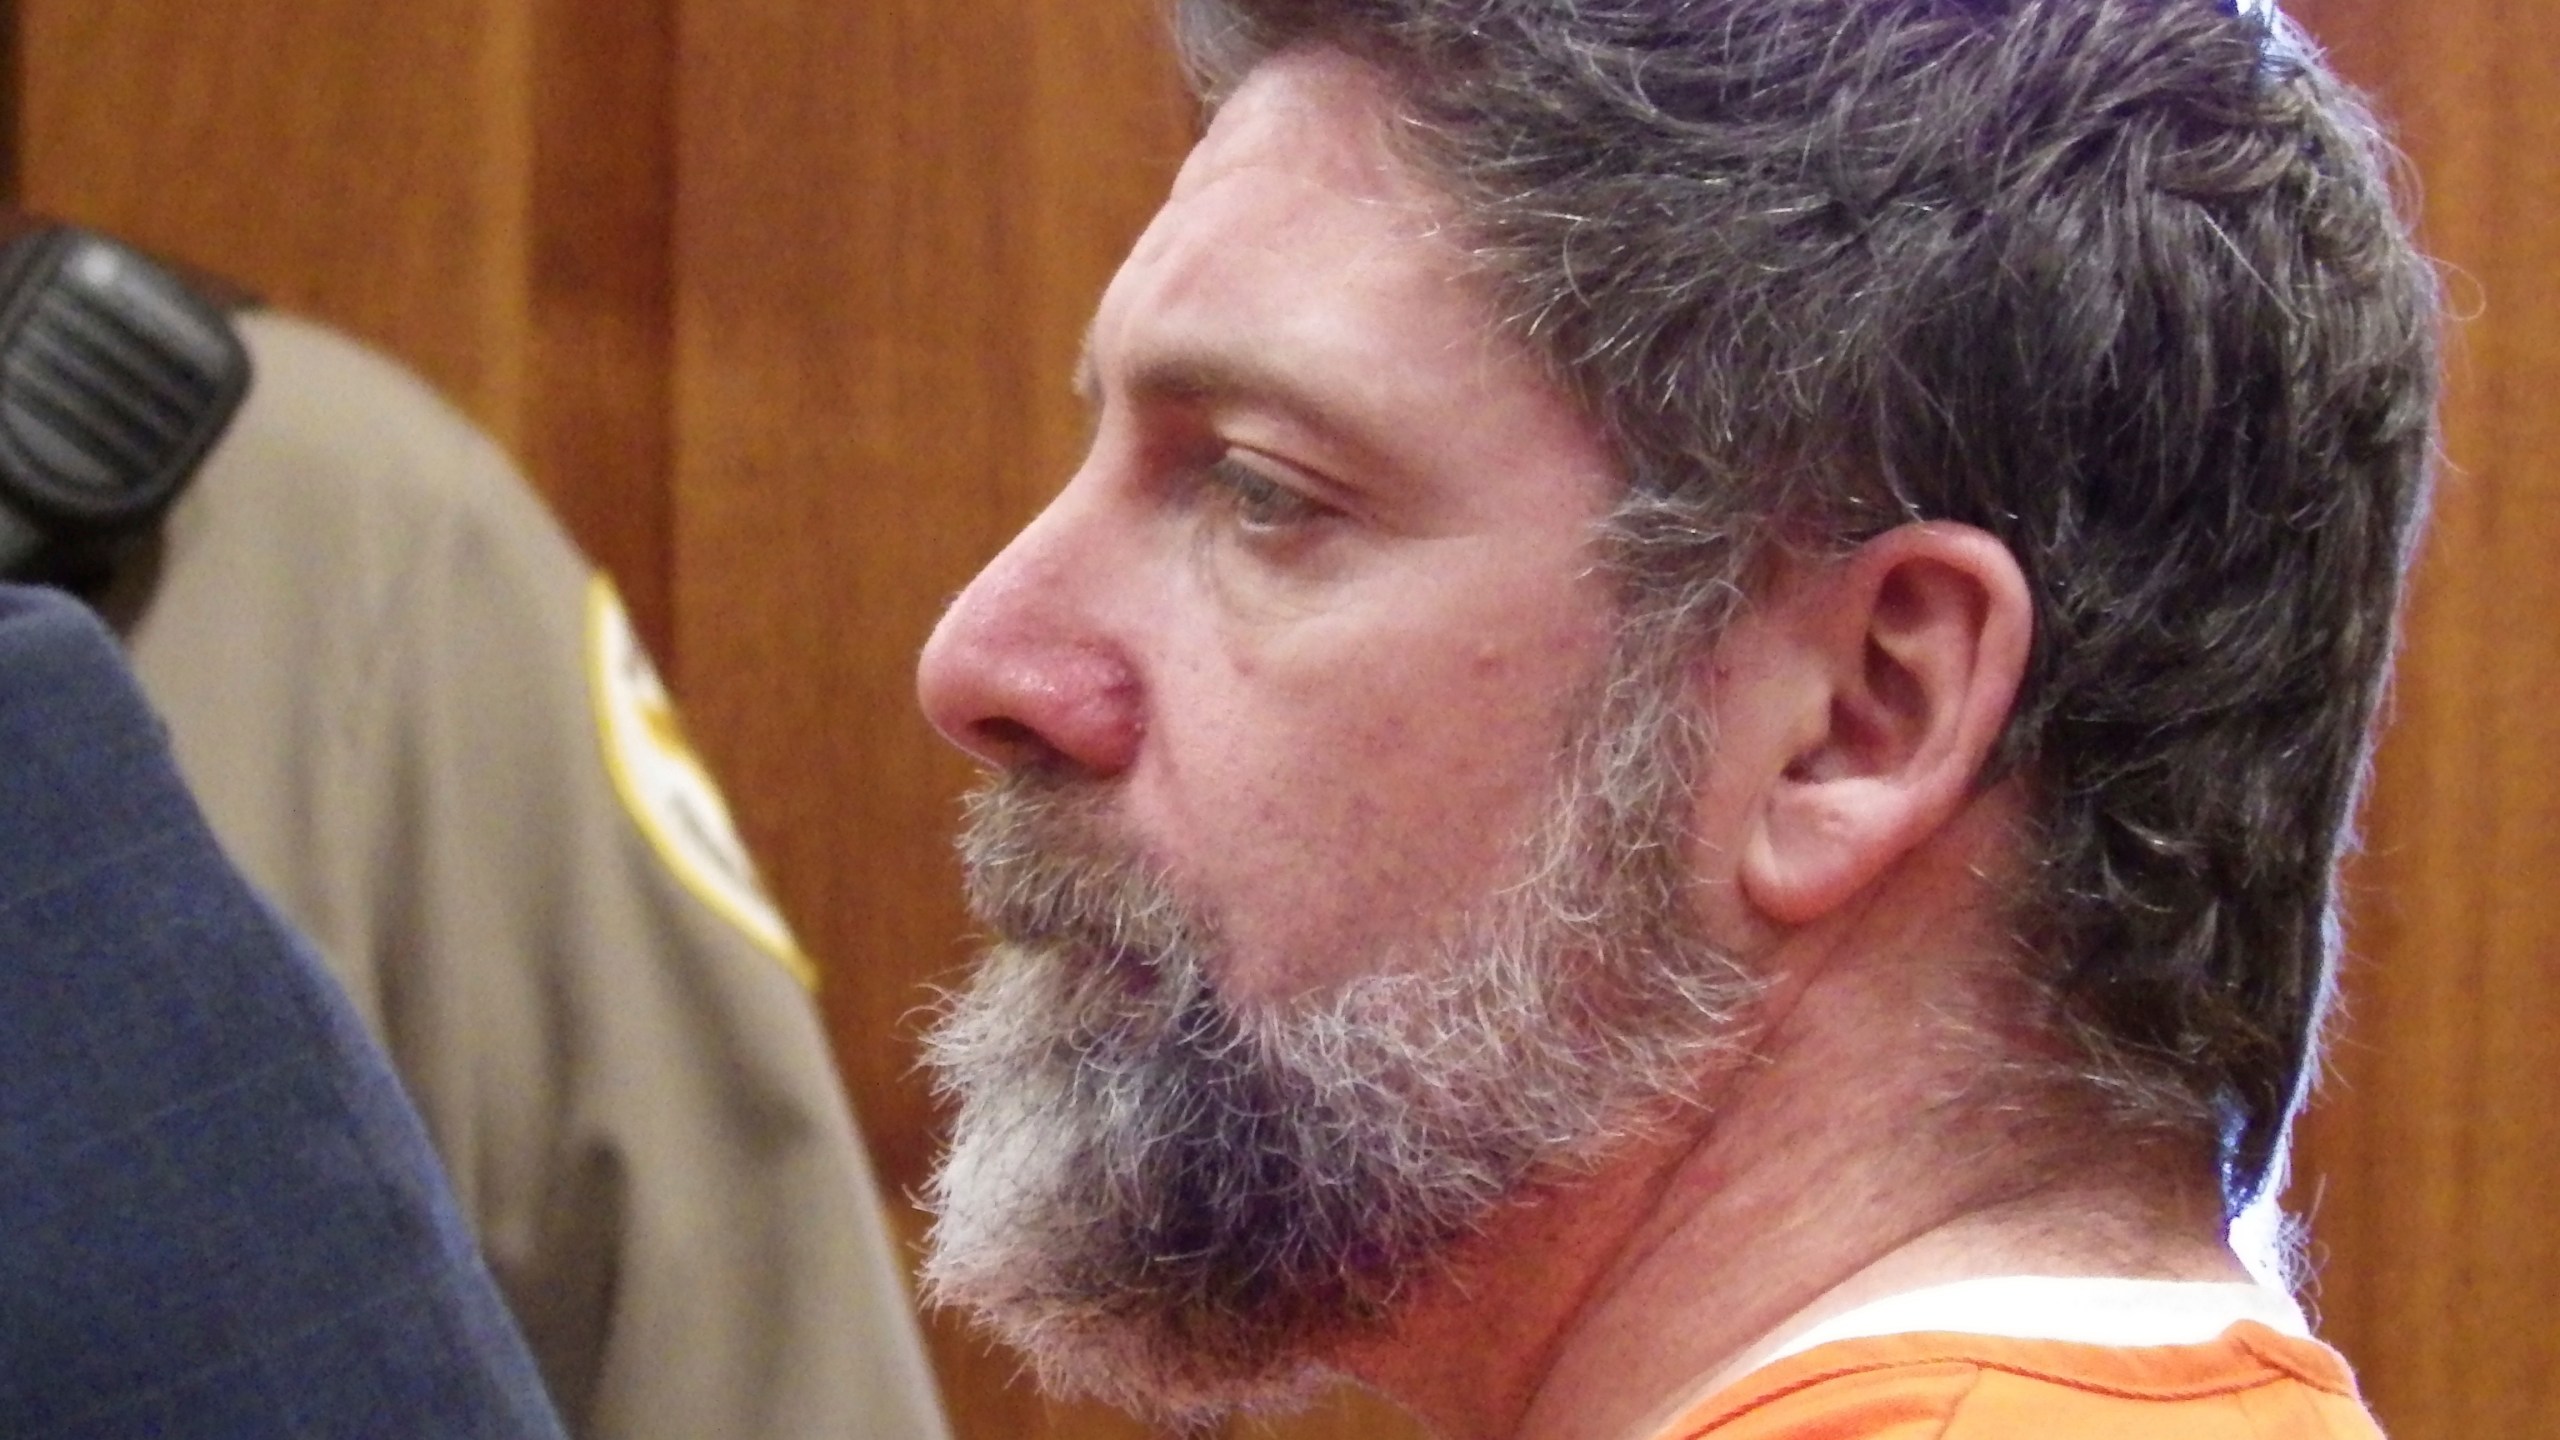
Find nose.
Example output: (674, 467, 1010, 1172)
(916, 499, 1145, 777)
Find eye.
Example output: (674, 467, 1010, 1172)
(1204, 453, 1331, 537)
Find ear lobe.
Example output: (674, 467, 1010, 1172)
(1740, 525, 2031, 927)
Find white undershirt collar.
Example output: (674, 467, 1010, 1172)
(1764, 1275, 2312, 1366)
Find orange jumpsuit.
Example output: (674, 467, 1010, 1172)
(1654, 1322, 2380, 1439)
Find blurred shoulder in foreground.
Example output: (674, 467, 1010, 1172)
(81, 303, 949, 1440)
(0, 582, 569, 1440)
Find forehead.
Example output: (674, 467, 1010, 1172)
(1094, 49, 1492, 379)
(1087, 48, 1613, 522)
(1169, 48, 1437, 215)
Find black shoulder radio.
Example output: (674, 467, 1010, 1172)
(0, 218, 252, 579)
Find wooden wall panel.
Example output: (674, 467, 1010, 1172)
(525, 0, 678, 662)
(2285, 3, 2560, 1436)
(10, 0, 677, 655)
(16, 0, 534, 434)
(666, 3, 1192, 1436)
(0, 0, 19, 203)
(16, 3, 2555, 1439)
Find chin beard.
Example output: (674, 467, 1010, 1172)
(920, 656, 1756, 1426)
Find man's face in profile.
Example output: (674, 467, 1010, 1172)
(913, 50, 1751, 1419)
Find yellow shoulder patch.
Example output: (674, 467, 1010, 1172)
(587, 577, 818, 990)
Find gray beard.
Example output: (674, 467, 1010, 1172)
(920, 648, 1756, 1425)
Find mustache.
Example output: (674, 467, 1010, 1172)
(958, 772, 1216, 965)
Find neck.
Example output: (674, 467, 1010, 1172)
(1333, 873, 2244, 1440)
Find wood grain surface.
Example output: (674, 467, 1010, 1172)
(2284, 3, 2560, 1435)
(667, 4, 1192, 1436)
(11, 3, 2551, 1437)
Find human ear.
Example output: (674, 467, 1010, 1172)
(1737, 524, 2031, 927)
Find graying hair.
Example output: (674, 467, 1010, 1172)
(1172, 0, 2441, 1208)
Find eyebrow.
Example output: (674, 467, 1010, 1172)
(1072, 327, 1356, 442)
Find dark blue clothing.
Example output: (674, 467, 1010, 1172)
(0, 585, 567, 1439)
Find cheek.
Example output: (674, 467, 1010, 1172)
(1143, 579, 1614, 1000)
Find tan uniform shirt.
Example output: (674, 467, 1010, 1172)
(98, 311, 951, 1440)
